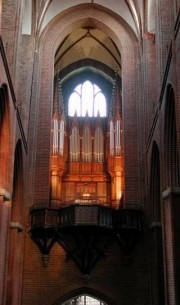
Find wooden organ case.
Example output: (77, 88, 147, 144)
(50, 78, 124, 209)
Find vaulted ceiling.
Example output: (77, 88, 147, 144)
(23, 1, 155, 85)
(36, 0, 145, 37)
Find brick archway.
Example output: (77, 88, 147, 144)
(6, 139, 24, 305)
(0, 83, 10, 191)
(163, 84, 179, 187)
(53, 287, 117, 305)
(32, 4, 140, 206)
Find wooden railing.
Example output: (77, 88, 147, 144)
(30, 204, 113, 229)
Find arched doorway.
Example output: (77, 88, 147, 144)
(149, 141, 165, 305)
(6, 140, 24, 305)
(0, 83, 11, 304)
(162, 84, 180, 304)
(0, 83, 10, 190)
(164, 84, 179, 187)
(53, 288, 116, 305)
(62, 294, 107, 305)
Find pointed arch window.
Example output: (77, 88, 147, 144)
(63, 294, 107, 305)
(69, 92, 81, 117)
(68, 81, 107, 117)
(164, 85, 180, 186)
(94, 91, 106, 117)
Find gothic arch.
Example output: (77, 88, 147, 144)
(150, 141, 161, 221)
(164, 84, 179, 188)
(6, 139, 24, 305)
(0, 83, 10, 191)
(149, 141, 165, 305)
(33, 3, 140, 205)
(11, 139, 24, 222)
(53, 287, 117, 305)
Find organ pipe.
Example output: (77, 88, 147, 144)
(110, 120, 114, 156)
(70, 126, 80, 162)
(52, 115, 65, 156)
(94, 127, 104, 162)
(82, 127, 92, 162)
(115, 119, 121, 156)
(52, 117, 58, 155)
(59, 119, 64, 156)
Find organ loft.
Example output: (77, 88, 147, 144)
(30, 74, 143, 275)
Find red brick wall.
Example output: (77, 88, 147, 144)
(0, 1, 180, 305)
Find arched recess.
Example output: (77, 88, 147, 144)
(150, 142, 161, 220)
(0, 83, 10, 191)
(0, 83, 11, 305)
(11, 140, 24, 222)
(149, 141, 165, 305)
(164, 84, 179, 188)
(58, 59, 117, 108)
(33, 3, 140, 206)
(53, 287, 117, 305)
(6, 140, 24, 305)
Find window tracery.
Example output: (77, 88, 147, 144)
(68, 81, 106, 118)
(63, 295, 107, 305)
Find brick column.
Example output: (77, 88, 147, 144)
(155, 0, 174, 92)
(0, 189, 11, 305)
(1, 0, 24, 87)
(149, 222, 165, 305)
(6, 221, 24, 305)
(162, 187, 180, 305)
(0, 0, 2, 33)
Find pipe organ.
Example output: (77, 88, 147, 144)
(50, 78, 124, 208)
(30, 77, 145, 275)
(30, 77, 144, 273)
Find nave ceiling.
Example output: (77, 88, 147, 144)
(23, 1, 155, 84)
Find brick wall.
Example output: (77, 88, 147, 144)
(0, 1, 180, 305)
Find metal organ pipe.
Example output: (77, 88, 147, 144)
(110, 120, 114, 156)
(94, 127, 103, 162)
(53, 118, 58, 155)
(82, 127, 92, 162)
(59, 119, 64, 156)
(70, 126, 80, 162)
(115, 119, 121, 156)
